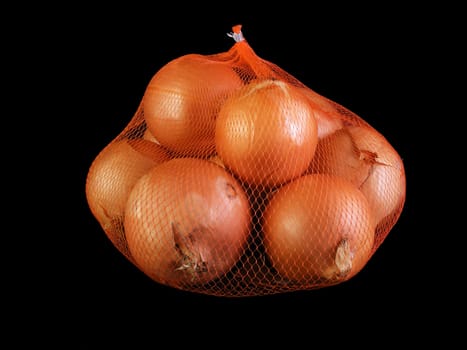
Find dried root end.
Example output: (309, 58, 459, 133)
(172, 222, 208, 281)
(323, 239, 353, 280)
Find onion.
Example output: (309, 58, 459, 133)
(85, 139, 171, 259)
(348, 125, 406, 225)
(215, 79, 318, 188)
(263, 174, 376, 283)
(308, 125, 406, 226)
(124, 158, 251, 288)
(142, 54, 243, 157)
(308, 127, 372, 186)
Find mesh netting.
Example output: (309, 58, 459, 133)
(85, 25, 406, 297)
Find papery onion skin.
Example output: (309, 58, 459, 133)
(298, 87, 344, 139)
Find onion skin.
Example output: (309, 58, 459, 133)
(85, 139, 171, 259)
(215, 79, 319, 188)
(124, 158, 251, 288)
(299, 87, 344, 139)
(142, 128, 161, 144)
(143, 54, 243, 157)
(263, 174, 376, 283)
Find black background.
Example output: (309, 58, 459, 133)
(24, 3, 458, 347)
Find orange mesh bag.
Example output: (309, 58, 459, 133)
(85, 25, 406, 297)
